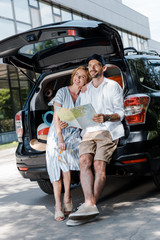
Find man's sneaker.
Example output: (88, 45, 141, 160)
(66, 216, 97, 226)
(69, 203, 99, 220)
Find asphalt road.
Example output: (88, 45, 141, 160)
(1, 148, 160, 240)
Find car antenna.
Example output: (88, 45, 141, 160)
(10, 60, 36, 85)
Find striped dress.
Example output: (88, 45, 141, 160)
(46, 87, 81, 183)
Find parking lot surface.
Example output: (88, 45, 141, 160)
(1, 148, 160, 240)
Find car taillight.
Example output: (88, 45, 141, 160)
(15, 111, 23, 142)
(124, 94, 150, 125)
(68, 29, 76, 36)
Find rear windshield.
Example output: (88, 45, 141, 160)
(19, 36, 83, 56)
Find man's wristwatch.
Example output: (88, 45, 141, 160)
(105, 115, 111, 121)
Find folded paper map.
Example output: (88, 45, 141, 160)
(55, 104, 99, 129)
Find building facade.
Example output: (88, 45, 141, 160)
(0, 0, 160, 144)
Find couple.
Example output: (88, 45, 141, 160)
(46, 54, 124, 225)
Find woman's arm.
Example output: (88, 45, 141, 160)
(54, 102, 66, 150)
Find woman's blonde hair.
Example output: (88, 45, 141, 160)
(70, 66, 91, 85)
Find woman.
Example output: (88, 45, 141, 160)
(46, 66, 90, 222)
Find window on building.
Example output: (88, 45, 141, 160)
(39, 2, 53, 25)
(53, 5, 62, 23)
(17, 22, 31, 34)
(0, 63, 33, 133)
(117, 30, 122, 38)
(128, 34, 133, 47)
(29, 0, 39, 8)
(30, 7, 41, 27)
(122, 32, 129, 48)
(73, 13, 82, 20)
(132, 35, 138, 50)
(143, 39, 148, 51)
(0, 65, 14, 132)
(53, 6, 61, 15)
(14, 0, 31, 24)
(137, 37, 141, 51)
(54, 15, 62, 23)
(0, 18, 15, 40)
(0, 0, 13, 19)
(61, 9, 72, 21)
(140, 38, 145, 50)
(19, 70, 32, 107)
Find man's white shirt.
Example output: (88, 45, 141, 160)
(80, 77, 125, 140)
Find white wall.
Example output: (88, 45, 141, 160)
(148, 39, 160, 54)
(52, 0, 150, 38)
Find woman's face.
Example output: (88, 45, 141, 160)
(73, 69, 88, 87)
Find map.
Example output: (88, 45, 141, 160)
(55, 104, 99, 129)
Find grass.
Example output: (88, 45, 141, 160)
(0, 141, 18, 151)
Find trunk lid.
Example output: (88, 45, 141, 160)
(0, 20, 124, 74)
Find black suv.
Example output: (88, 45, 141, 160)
(1, 20, 160, 194)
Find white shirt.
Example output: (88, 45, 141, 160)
(80, 77, 125, 140)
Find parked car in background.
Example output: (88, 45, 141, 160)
(0, 20, 160, 194)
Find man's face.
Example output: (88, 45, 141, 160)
(88, 59, 104, 79)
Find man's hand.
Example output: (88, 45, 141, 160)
(92, 113, 120, 123)
(59, 120, 68, 129)
(92, 114, 105, 123)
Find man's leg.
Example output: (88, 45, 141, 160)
(68, 153, 99, 221)
(93, 160, 107, 203)
(79, 153, 96, 206)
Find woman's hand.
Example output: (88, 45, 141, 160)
(59, 120, 68, 129)
(58, 141, 66, 150)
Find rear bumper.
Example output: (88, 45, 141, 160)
(17, 165, 49, 181)
(16, 131, 160, 180)
(16, 147, 48, 180)
(112, 132, 160, 174)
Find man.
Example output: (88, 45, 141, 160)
(67, 54, 124, 226)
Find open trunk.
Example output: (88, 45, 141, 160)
(24, 64, 124, 153)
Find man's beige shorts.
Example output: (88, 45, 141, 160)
(79, 130, 118, 163)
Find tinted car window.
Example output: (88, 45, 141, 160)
(19, 36, 83, 56)
(135, 59, 160, 90)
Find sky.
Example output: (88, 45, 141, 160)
(122, 0, 160, 42)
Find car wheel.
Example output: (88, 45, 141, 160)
(152, 174, 160, 189)
(37, 180, 65, 194)
(37, 180, 53, 194)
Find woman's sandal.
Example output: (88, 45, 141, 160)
(64, 201, 73, 216)
(55, 210, 65, 222)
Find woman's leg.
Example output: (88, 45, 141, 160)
(62, 171, 73, 215)
(52, 178, 63, 212)
(62, 171, 71, 204)
(53, 177, 65, 221)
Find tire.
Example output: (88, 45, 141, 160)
(37, 180, 53, 194)
(153, 174, 160, 189)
